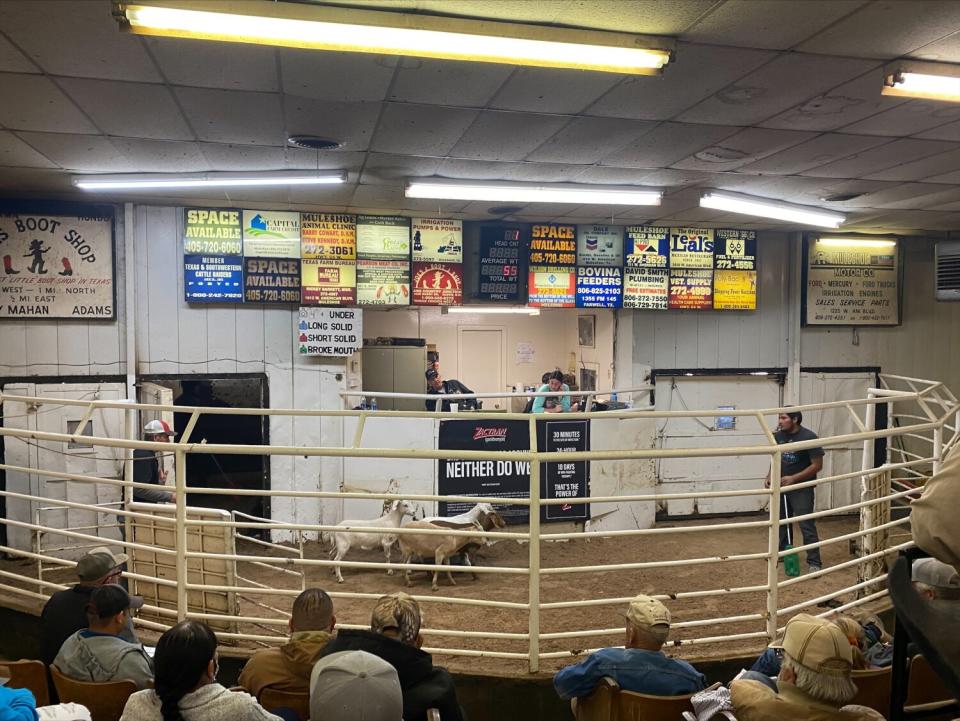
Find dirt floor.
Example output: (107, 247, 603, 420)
(1, 514, 892, 677)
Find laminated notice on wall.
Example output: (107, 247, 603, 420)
(412, 262, 463, 306)
(184, 254, 243, 303)
(242, 210, 300, 258)
(357, 215, 410, 259)
(576, 224, 623, 267)
(301, 259, 356, 306)
(625, 226, 669, 267)
(357, 259, 410, 306)
(528, 265, 575, 307)
(669, 227, 714, 269)
(714, 229, 757, 271)
(805, 237, 899, 326)
(713, 269, 757, 310)
(669, 268, 713, 309)
(529, 224, 576, 266)
(183, 208, 241, 255)
(412, 218, 462, 263)
(244, 257, 301, 304)
(576, 266, 622, 308)
(622, 267, 669, 310)
(300, 213, 356, 260)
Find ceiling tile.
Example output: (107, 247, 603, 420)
(602, 122, 741, 168)
(0, 131, 57, 168)
(0, 74, 97, 134)
(281, 49, 395, 101)
(907, 32, 960, 64)
(865, 148, 960, 182)
(196, 144, 286, 171)
(840, 100, 960, 137)
(840, 182, 949, 209)
(670, 127, 816, 172)
(288, 182, 358, 207)
(283, 96, 381, 151)
(147, 37, 280, 92)
(359, 153, 443, 184)
(911, 118, 960, 142)
(740, 133, 891, 175)
(587, 43, 776, 121)
(560, 0, 718, 34)
(872, 185, 960, 210)
(351, 183, 407, 209)
(698, 173, 837, 201)
(678, 53, 879, 127)
(0, 0, 161, 81)
(284, 148, 366, 173)
(0, 33, 38, 73)
(490, 67, 623, 114)
(448, 111, 570, 161)
(574, 167, 709, 187)
(923, 190, 960, 211)
(108, 138, 211, 172)
(525, 117, 657, 165)
(389, 59, 511, 107)
(400, 197, 471, 214)
(57, 77, 193, 141)
(175, 87, 283, 146)
(0, 166, 73, 192)
(434, 158, 579, 183)
(413, 0, 568, 25)
(14, 132, 134, 172)
(371, 104, 478, 155)
(799, 138, 958, 179)
(797, 1, 960, 59)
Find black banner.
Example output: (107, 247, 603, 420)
(477, 226, 523, 301)
(539, 420, 590, 521)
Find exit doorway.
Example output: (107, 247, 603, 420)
(458, 327, 505, 410)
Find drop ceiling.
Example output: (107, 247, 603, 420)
(3, 0, 960, 234)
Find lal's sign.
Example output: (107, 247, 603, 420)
(297, 307, 363, 357)
(0, 212, 115, 319)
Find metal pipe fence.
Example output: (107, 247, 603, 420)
(0, 374, 955, 673)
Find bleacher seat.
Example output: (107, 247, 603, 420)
(0, 659, 49, 706)
(50, 665, 136, 721)
(575, 676, 695, 721)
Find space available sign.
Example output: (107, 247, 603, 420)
(529, 224, 576, 266)
(713, 269, 757, 310)
(625, 226, 669, 267)
(669, 269, 713, 310)
(242, 210, 300, 258)
(669, 227, 715, 269)
(805, 237, 899, 326)
(357, 215, 410, 259)
(576, 266, 622, 308)
(576, 224, 623, 267)
(301, 259, 356, 305)
(298, 307, 362, 357)
(244, 257, 301, 304)
(412, 218, 462, 263)
(0, 212, 115, 319)
(540, 420, 590, 521)
(622, 267, 669, 309)
(184, 255, 243, 303)
(356, 259, 410, 306)
(183, 208, 241, 255)
(477, 226, 523, 301)
(714, 229, 757, 271)
(300, 213, 356, 259)
(412, 262, 463, 306)
(528, 265, 575, 307)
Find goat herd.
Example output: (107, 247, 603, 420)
(328, 501, 508, 591)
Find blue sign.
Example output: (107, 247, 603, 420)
(576, 266, 622, 308)
(184, 254, 243, 302)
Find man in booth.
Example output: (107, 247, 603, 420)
(425, 369, 477, 412)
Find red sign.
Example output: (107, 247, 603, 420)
(412, 262, 463, 306)
(668, 269, 713, 310)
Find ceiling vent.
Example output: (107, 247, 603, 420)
(936, 241, 960, 300)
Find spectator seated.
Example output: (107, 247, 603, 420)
(310, 650, 403, 721)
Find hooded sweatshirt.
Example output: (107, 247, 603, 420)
(120, 684, 282, 721)
(53, 630, 154, 690)
(238, 630, 333, 697)
(0, 686, 37, 721)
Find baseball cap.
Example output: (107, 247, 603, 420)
(143, 419, 175, 436)
(912, 558, 960, 588)
(88, 584, 144, 619)
(425, 369, 439, 381)
(623, 595, 671, 628)
(309, 651, 403, 721)
(770, 613, 853, 676)
(371, 592, 421, 645)
(76, 547, 129, 582)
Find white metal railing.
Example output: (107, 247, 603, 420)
(0, 374, 956, 673)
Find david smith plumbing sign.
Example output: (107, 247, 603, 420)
(0, 212, 115, 319)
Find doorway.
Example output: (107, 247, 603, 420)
(458, 328, 505, 410)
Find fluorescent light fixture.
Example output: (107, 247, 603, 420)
(73, 172, 347, 191)
(119, 2, 673, 75)
(700, 191, 845, 229)
(447, 307, 540, 315)
(883, 71, 960, 102)
(407, 180, 662, 206)
(817, 238, 897, 248)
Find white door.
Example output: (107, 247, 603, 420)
(655, 375, 782, 516)
(458, 328, 505, 410)
(2, 383, 39, 552)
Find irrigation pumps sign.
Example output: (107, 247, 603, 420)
(297, 307, 362, 357)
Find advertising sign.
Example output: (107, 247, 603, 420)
(183, 254, 243, 303)
(477, 226, 523, 301)
(529, 224, 576, 266)
(412, 262, 463, 306)
(576, 266, 622, 308)
(669, 227, 715, 269)
(243, 257, 301, 304)
(242, 210, 300, 258)
(576, 224, 623, 267)
(528, 265, 575, 307)
(805, 237, 899, 326)
(357, 215, 410, 259)
(714, 229, 757, 271)
(297, 307, 362, 357)
(301, 259, 356, 306)
(183, 208, 241, 255)
(669, 269, 713, 310)
(622, 267, 669, 310)
(300, 213, 356, 260)
(412, 218, 462, 263)
(0, 212, 115, 319)
(540, 420, 590, 521)
(625, 226, 669, 267)
(713, 269, 757, 310)
(357, 259, 410, 306)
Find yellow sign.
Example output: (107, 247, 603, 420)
(713, 270, 757, 310)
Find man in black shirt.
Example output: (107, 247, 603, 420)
(133, 420, 174, 503)
(765, 411, 825, 572)
(425, 369, 476, 412)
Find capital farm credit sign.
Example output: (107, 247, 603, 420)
(0, 212, 115, 319)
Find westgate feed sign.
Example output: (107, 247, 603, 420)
(298, 307, 362, 356)
(0, 212, 115, 319)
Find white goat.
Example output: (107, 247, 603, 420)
(422, 502, 495, 526)
(329, 500, 415, 583)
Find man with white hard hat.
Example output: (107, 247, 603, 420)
(133, 419, 174, 503)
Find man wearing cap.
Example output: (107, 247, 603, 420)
(731, 613, 882, 721)
(53, 584, 154, 690)
(133, 420, 175, 503)
(425, 369, 476, 412)
(310, 650, 403, 721)
(40, 546, 139, 666)
(912, 557, 960, 600)
(553, 595, 706, 702)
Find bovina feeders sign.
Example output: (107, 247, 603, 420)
(0, 212, 114, 319)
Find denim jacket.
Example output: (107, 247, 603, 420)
(553, 647, 706, 700)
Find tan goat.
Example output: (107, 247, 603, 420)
(397, 520, 485, 591)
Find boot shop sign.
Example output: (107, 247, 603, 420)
(0, 212, 115, 319)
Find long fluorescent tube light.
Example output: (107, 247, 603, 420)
(700, 191, 845, 229)
(447, 307, 540, 315)
(73, 172, 347, 191)
(118, 2, 673, 75)
(817, 238, 897, 248)
(883, 71, 960, 102)
(407, 181, 662, 206)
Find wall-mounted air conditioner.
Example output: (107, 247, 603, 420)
(936, 241, 960, 301)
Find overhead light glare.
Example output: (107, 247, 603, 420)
(700, 191, 845, 229)
(406, 181, 662, 206)
(816, 238, 897, 248)
(120, 3, 672, 75)
(73, 172, 347, 191)
(447, 307, 540, 315)
(883, 71, 960, 102)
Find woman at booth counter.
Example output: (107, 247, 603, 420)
(532, 370, 579, 414)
